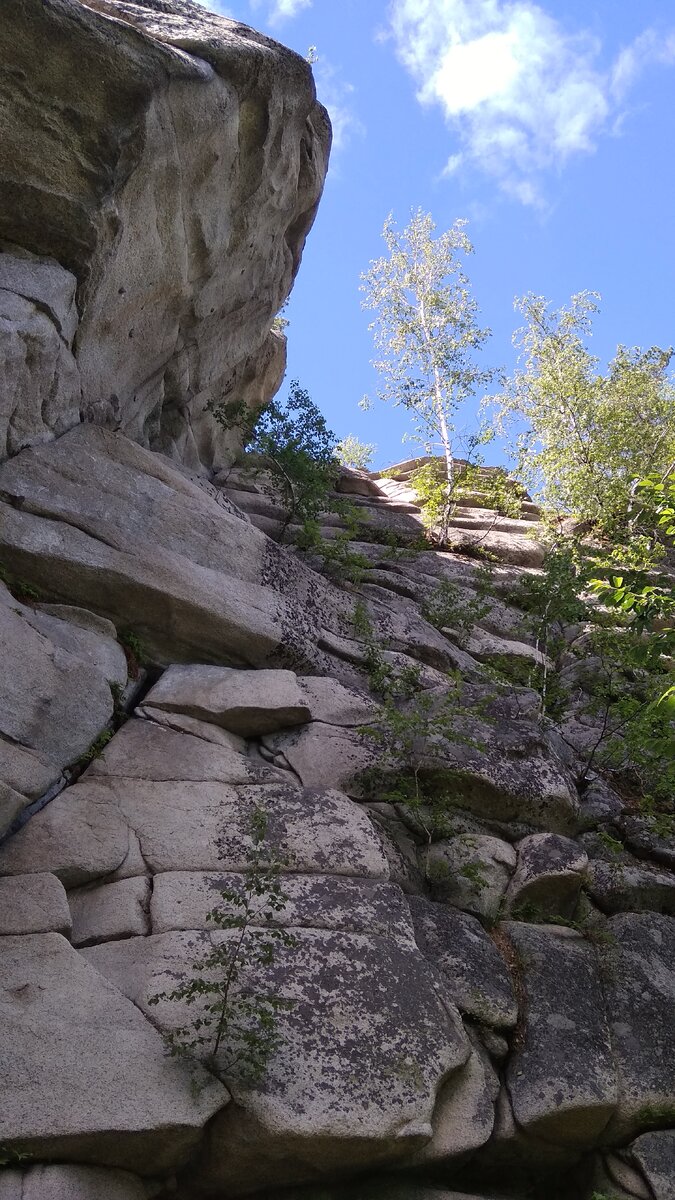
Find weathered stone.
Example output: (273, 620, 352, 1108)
(0, 739, 59, 804)
(142, 665, 312, 735)
(262, 722, 377, 794)
(504, 833, 588, 919)
(86, 717, 268, 786)
(0, 780, 32, 839)
(425, 835, 516, 921)
(334, 467, 382, 497)
(0, 428, 351, 671)
(505, 923, 617, 1145)
(0, 0, 329, 469)
(0, 872, 71, 936)
(85, 928, 469, 1193)
(0, 933, 226, 1169)
(297, 676, 377, 726)
(0, 247, 80, 460)
(587, 859, 675, 915)
(69, 876, 151, 947)
(617, 814, 675, 870)
(21, 604, 127, 686)
(408, 897, 518, 1028)
(604, 913, 675, 1139)
(604, 1150, 653, 1199)
(150, 871, 415, 947)
(0, 787, 129, 886)
(266, 712, 580, 834)
(465, 627, 550, 675)
(0, 580, 114, 794)
(412, 1034, 499, 1165)
(631, 1131, 675, 1199)
(0, 1165, 148, 1199)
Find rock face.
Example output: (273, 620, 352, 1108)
(0, 3, 674, 1200)
(0, 0, 330, 467)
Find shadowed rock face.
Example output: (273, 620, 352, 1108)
(0, 0, 330, 467)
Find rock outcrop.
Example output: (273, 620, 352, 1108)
(0, 3, 674, 1200)
(0, 0, 330, 467)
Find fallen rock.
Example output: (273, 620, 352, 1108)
(0, 933, 226, 1170)
(0, 872, 71, 936)
(505, 923, 617, 1145)
(86, 717, 268, 786)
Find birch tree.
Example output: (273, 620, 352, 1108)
(491, 291, 675, 533)
(360, 209, 493, 501)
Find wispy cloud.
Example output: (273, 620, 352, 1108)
(388, 0, 675, 206)
(249, 0, 312, 24)
(313, 56, 365, 155)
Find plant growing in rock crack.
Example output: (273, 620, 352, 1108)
(148, 805, 296, 1082)
(421, 564, 494, 647)
(352, 599, 489, 841)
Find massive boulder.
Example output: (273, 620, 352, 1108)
(0, 0, 330, 467)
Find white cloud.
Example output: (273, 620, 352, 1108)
(388, 0, 675, 205)
(313, 57, 365, 156)
(249, 0, 312, 23)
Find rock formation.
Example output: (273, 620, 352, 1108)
(0, 3, 673, 1200)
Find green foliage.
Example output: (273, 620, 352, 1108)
(421, 568, 493, 646)
(336, 435, 377, 469)
(457, 463, 526, 518)
(352, 600, 488, 841)
(490, 291, 675, 531)
(295, 502, 372, 584)
(0, 1146, 31, 1167)
(148, 806, 295, 1081)
(361, 209, 494, 521)
(211, 381, 339, 536)
(76, 728, 113, 766)
(119, 630, 147, 678)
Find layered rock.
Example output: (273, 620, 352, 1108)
(0, 0, 330, 467)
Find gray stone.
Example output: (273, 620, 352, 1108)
(150, 871, 416, 947)
(617, 815, 675, 869)
(0, 248, 80, 460)
(0, 872, 71, 936)
(0, 739, 59, 804)
(0, 786, 129, 886)
(604, 913, 675, 1139)
(142, 665, 313, 736)
(84, 928, 470, 1194)
(408, 897, 518, 1028)
(425, 835, 516, 921)
(505, 833, 588, 919)
(0, 428, 352, 672)
(605, 1150, 653, 1199)
(297, 675, 377, 726)
(0, 0, 329, 469)
(631, 1131, 675, 1199)
(587, 859, 675, 915)
(85, 717, 267, 786)
(412, 1035, 499, 1165)
(0, 1165, 148, 1199)
(0, 933, 226, 1170)
(505, 923, 617, 1145)
(262, 722, 377, 795)
(21, 604, 127, 686)
(0, 580, 114, 795)
(69, 877, 151, 947)
(0, 781, 31, 840)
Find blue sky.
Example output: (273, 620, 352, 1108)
(206, 0, 675, 470)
